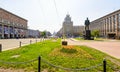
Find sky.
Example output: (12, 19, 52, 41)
(0, 0, 120, 34)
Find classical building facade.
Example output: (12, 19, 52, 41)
(27, 29, 40, 38)
(73, 26, 84, 37)
(63, 14, 73, 37)
(90, 9, 120, 39)
(57, 14, 84, 37)
(0, 8, 28, 39)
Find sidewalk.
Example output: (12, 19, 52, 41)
(66, 38, 120, 59)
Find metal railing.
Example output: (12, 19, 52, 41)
(41, 57, 102, 71)
(19, 39, 45, 47)
(0, 56, 119, 72)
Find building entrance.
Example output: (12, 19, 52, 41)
(108, 34, 116, 39)
(10, 34, 14, 38)
(0, 34, 2, 39)
(4, 34, 8, 39)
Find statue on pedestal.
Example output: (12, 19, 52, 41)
(84, 18, 93, 40)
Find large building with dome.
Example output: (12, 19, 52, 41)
(57, 14, 84, 38)
(63, 14, 73, 37)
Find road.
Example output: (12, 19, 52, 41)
(0, 38, 45, 51)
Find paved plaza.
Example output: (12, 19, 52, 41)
(0, 38, 45, 51)
(66, 38, 120, 59)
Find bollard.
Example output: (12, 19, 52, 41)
(36, 40, 37, 43)
(38, 56, 41, 72)
(103, 59, 106, 72)
(41, 38, 43, 41)
(0, 44, 2, 52)
(19, 41, 21, 47)
(30, 40, 32, 44)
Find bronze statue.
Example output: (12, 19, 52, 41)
(85, 17, 90, 30)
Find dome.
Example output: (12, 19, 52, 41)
(64, 14, 71, 22)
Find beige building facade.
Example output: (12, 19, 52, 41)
(0, 8, 28, 39)
(57, 14, 84, 37)
(63, 14, 73, 37)
(90, 9, 120, 39)
(73, 26, 84, 37)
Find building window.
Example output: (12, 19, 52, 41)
(13, 22, 15, 26)
(22, 25, 24, 28)
(0, 25, 2, 33)
(0, 18, 2, 22)
(10, 22, 13, 26)
(15, 23, 17, 26)
(7, 20, 10, 24)
(4, 19, 8, 24)
(1, 19, 4, 23)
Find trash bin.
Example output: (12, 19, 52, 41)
(62, 41, 67, 45)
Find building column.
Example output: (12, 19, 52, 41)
(2, 24, 4, 39)
(12, 27, 15, 38)
(109, 17, 110, 33)
(104, 18, 106, 37)
(106, 19, 108, 38)
(111, 16, 114, 32)
(102, 20, 104, 36)
(8, 26, 10, 38)
(116, 14, 119, 39)
(103, 19, 105, 36)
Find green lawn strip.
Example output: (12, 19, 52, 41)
(0, 39, 119, 72)
(75, 37, 84, 40)
(75, 38, 95, 42)
(75, 37, 108, 42)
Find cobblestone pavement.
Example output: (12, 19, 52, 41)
(65, 38, 120, 59)
(0, 38, 45, 51)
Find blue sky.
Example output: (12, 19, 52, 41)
(0, 0, 120, 33)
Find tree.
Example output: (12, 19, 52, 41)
(41, 31, 46, 37)
(80, 32, 83, 37)
(91, 30, 100, 37)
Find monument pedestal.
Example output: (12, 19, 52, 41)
(84, 30, 92, 40)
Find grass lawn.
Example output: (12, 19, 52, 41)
(0, 39, 120, 72)
(75, 37, 84, 40)
(75, 37, 110, 42)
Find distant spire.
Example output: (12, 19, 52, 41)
(67, 12, 69, 15)
(87, 17, 88, 20)
(66, 12, 70, 17)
